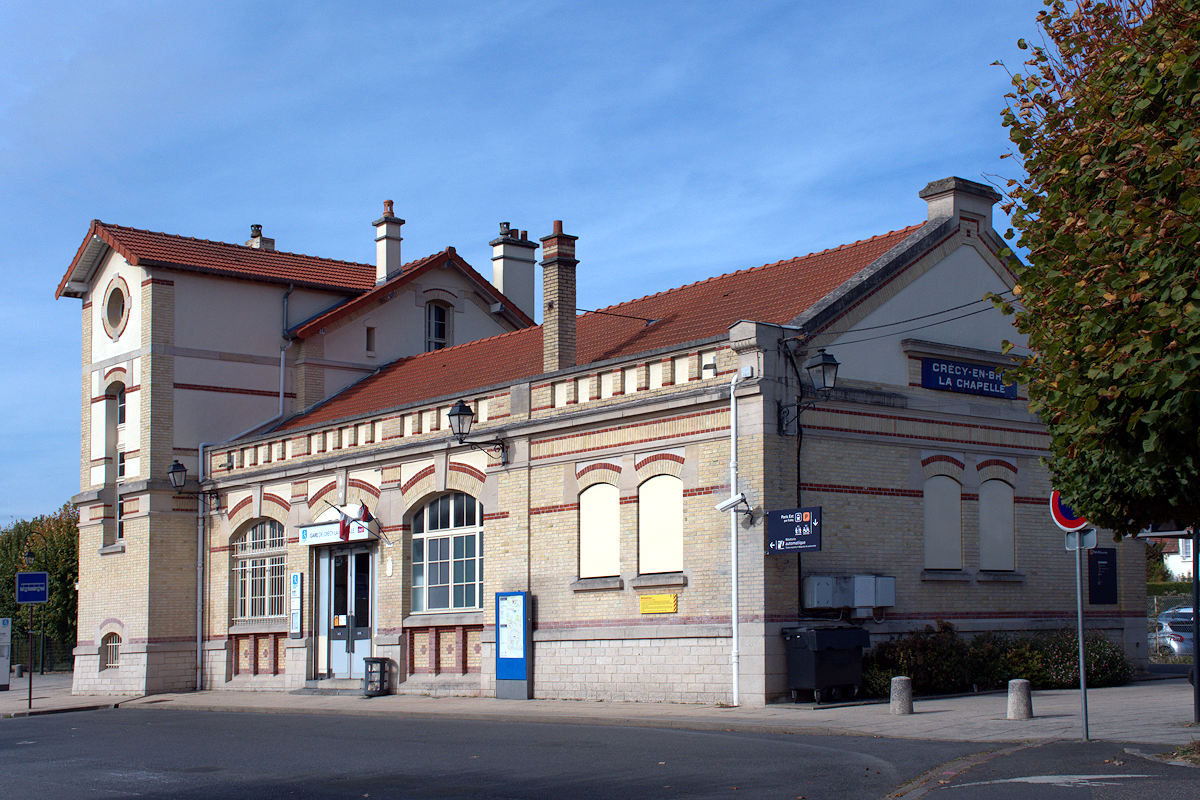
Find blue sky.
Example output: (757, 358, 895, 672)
(0, 1, 1044, 521)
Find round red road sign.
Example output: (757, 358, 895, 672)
(1049, 490, 1088, 531)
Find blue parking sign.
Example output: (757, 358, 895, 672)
(15, 572, 49, 604)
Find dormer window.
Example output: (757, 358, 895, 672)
(426, 302, 449, 351)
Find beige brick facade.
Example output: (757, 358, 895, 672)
(62, 180, 1148, 705)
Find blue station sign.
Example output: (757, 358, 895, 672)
(920, 357, 1017, 399)
(15, 572, 49, 605)
(766, 507, 822, 553)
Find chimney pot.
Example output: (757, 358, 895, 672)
(491, 221, 538, 319)
(373, 203, 405, 283)
(250, 224, 262, 238)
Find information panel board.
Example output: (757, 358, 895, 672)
(766, 507, 822, 553)
(289, 572, 303, 638)
(0, 618, 10, 691)
(495, 591, 529, 680)
(1088, 548, 1118, 605)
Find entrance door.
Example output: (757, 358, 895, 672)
(320, 547, 373, 678)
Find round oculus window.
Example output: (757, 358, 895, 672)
(101, 279, 130, 340)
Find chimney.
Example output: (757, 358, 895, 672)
(245, 224, 275, 251)
(373, 200, 405, 283)
(918, 177, 1001, 229)
(490, 222, 538, 319)
(540, 220, 578, 372)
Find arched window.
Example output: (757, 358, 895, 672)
(579, 483, 620, 578)
(978, 479, 1015, 571)
(923, 475, 962, 569)
(232, 519, 286, 621)
(100, 633, 121, 670)
(410, 492, 482, 612)
(425, 302, 449, 351)
(638, 474, 683, 574)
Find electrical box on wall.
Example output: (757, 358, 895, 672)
(803, 575, 896, 612)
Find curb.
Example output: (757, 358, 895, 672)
(2, 703, 119, 719)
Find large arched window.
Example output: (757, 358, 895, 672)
(923, 475, 962, 569)
(579, 483, 620, 578)
(232, 519, 286, 621)
(978, 479, 1016, 571)
(410, 492, 482, 612)
(638, 474, 683, 574)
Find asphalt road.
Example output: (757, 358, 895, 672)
(0, 708, 984, 799)
(1, 709, 1195, 798)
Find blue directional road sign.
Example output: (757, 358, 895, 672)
(15, 572, 49, 605)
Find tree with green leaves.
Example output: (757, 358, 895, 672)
(996, 0, 1200, 535)
(0, 503, 79, 666)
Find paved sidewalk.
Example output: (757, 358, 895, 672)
(4, 671, 1198, 747)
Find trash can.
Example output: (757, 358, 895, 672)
(780, 626, 870, 703)
(362, 657, 391, 697)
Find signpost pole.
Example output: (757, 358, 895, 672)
(27, 603, 33, 711)
(1074, 540, 1088, 742)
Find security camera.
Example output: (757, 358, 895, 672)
(715, 493, 748, 513)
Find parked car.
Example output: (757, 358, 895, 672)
(1157, 605, 1195, 624)
(1151, 617, 1196, 657)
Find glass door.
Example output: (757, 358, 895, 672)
(322, 546, 373, 678)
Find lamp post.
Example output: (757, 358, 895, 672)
(447, 400, 509, 465)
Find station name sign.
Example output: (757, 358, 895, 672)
(920, 357, 1017, 399)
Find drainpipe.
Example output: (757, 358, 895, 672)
(728, 368, 743, 707)
(194, 441, 211, 691)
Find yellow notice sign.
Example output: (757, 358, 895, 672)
(639, 594, 678, 614)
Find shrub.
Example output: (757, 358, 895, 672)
(860, 623, 1132, 697)
(1148, 581, 1194, 596)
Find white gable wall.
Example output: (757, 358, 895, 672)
(826, 243, 1024, 386)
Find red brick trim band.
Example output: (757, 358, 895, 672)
(448, 462, 487, 484)
(141, 278, 174, 287)
(530, 503, 580, 515)
(977, 458, 1017, 473)
(684, 485, 726, 497)
(347, 478, 382, 498)
(483, 511, 509, 521)
(401, 465, 436, 494)
(263, 493, 291, 512)
(226, 495, 252, 520)
(921, 454, 965, 469)
(576, 462, 622, 479)
(308, 481, 337, 508)
(174, 382, 297, 399)
(634, 452, 684, 472)
(800, 482, 923, 498)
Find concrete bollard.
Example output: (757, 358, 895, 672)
(890, 676, 913, 715)
(1007, 678, 1033, 720)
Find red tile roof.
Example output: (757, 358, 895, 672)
(293, 246, 535, 337)
(56, 221, 375, 298)
(276, 224, 923, 431)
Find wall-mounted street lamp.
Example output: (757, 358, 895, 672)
(447, 400, 509, 465)
(167, 460, 218, 508)
(777, 347, 840, 435)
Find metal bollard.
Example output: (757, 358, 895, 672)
(890, 676, 913, 715)
(1007, 678, 1033, 720)
(13, 665, 24, 679)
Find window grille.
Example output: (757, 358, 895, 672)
(100, 633, 121, 670)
